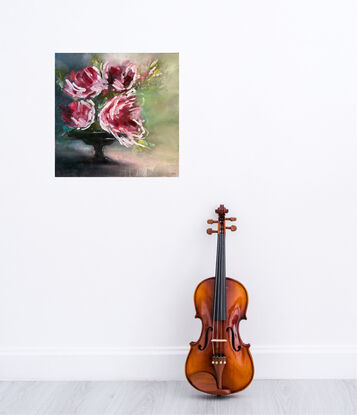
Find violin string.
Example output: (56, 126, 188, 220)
(220, 233, 224, 356)
(213, 232, 221, 357)
(218, 233, 222, 357)
(216, 233, 222, 355)
(219, 232, 221, 357)
(222, 231, 226, 357)
(218, 233, 221, 357)
(219, 233, 224, 356)
(218, 232, 222, 357)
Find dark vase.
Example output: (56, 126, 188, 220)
(67, 130, 116, 162)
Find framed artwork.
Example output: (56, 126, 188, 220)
(55, 53, 179, 177)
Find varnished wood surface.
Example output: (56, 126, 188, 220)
(0, 380, 355, 415)
(186, 277, 254, 394)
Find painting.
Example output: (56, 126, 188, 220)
(55, 53, 179, 177)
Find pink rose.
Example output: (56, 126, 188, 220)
(63, 66, 104, 99)
(60, 100, 95, 129)
(102, 61, 138, 93)
(98, 95, 145, 146)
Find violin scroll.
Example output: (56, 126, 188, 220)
(215, 204, 228, 217)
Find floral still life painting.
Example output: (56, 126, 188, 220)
(55, 53, 179, 177)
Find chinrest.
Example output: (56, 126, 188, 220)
(189, 371, 231, 395)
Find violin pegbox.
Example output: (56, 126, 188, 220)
(206, 204, 237, 234)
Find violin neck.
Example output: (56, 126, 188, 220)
(213, 232, 226, 321)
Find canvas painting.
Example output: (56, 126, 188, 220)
(55, 53, 179, 177)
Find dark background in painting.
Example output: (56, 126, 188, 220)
(55, 53, 179, 177)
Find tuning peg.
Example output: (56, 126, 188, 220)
(226, 225, 237, 231)
(226, 217, 237, 221)
(207, 228, 218, 234)
(207, 219, 218, 224)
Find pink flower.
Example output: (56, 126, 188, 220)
(102, 61, 138, 93)
(98, 95, 145, 146)
(60, 100, 95, 129)
(63, 66, 104, 99)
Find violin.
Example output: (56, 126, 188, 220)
(185, 204, 254, 395)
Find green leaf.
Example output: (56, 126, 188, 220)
(91, 54, 103, 70)
(55, 70, 66, 89)
(134, 139, 155, 152)
(135, 60, 162, 91)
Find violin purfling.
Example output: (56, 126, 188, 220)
(185, 204, 254, 395)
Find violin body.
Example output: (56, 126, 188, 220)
(185, 205, 254, 395)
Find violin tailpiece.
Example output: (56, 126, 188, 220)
(212, 355, 227, 390)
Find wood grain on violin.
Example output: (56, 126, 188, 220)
(185, 205, 254, 395)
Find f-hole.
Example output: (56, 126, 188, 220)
(226, 327, 241, 352)
(198, 326, 213, 351)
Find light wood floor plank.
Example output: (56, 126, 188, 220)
(0, 380, 355, 415)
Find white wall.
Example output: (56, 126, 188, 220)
(0, 0, 356, 380)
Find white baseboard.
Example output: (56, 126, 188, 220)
(0, 345, 355, 380)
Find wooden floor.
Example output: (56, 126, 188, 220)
(0, 380, 355, 415)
